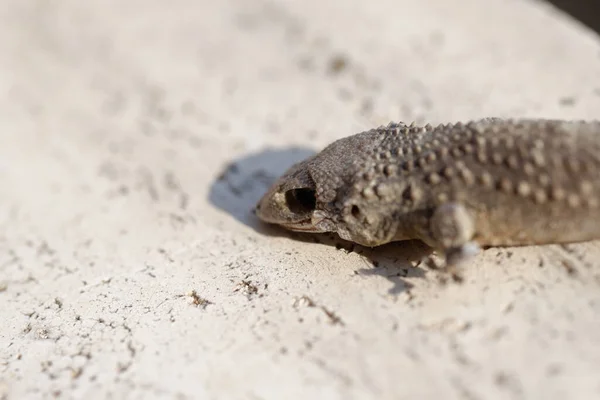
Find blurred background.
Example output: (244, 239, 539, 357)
(547, 0, 600, 35)
(2, 1, 600, 399)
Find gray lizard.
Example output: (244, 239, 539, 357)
(254, 118, 600, 267)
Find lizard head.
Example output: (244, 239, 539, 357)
(255, 129, 395, 246)
(254, 155, 338, 233)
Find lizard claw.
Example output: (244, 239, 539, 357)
(444, 242, 481, 269)
(435, 242, 481, 283)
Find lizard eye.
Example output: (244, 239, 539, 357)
(285, 188, 316, 214)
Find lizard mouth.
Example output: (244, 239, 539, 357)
(280, 221, 322, 232)
(279, 209, 335, 233)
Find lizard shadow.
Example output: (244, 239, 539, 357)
(207, 147, 432, 294)
(208, 146, 316, 231)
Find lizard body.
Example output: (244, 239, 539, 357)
(255, 118, 600, 265)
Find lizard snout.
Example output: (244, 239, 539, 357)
(255, 183, 326, 232)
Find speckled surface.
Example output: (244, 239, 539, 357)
(1, 0, 600, 399)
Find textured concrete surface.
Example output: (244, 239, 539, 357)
(2, 0, 600, 399)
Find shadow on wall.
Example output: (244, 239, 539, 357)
(545, 0, 600, 36)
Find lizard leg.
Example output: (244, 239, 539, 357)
(426, 203, 481, 268)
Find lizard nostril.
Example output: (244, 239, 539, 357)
(285, 188, 317, 214)
(351, 205, 361, 217)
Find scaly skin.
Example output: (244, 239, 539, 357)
(255, 118, 600, 266)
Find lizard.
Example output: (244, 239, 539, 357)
(254, 118, 600, 268)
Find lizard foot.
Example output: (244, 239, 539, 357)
(427, 202, 481, 273)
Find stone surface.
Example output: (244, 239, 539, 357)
(1, 0, 600, 399)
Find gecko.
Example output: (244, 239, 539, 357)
(254, 118, 600, 267)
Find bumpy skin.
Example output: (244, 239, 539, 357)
(255, 118, 600, 265)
